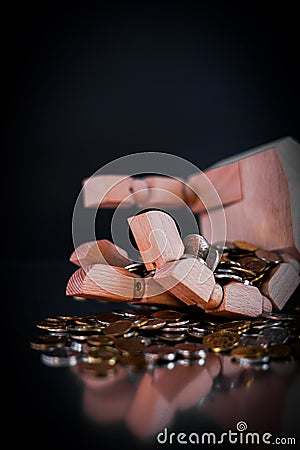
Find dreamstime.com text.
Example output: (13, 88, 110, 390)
(156, 421, 296, 445)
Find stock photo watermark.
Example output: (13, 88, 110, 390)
(156, 421, 296, 445)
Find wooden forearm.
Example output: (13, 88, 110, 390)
(66, 263, 183, 306)
(82, 174, 188, 209)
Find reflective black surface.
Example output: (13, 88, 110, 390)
(9, 260, 300, 450)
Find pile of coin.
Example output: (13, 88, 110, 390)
(211, 239, 282, 287)
(30, 306, 300, 377)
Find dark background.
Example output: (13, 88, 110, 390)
(4, 3, 300, 449)
(4, 1, 300, 262)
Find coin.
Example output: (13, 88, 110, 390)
(42, 316, 66, 323)
(96, 312, 122, 325)
(260, 326, 288, 344)
(175, 342, 207, 359)
(77, 360, 117, 377)
(183, 234, 210, 259)
(203, 331, 240, 352)
(250, 272, 267, 284)
(255, 249, 282, 264)
(215, 267, 236, 275)
(87, 345, 120, 359)
(86, 346, 105, 362)
(206, 246, 220, 271)
(139, 318, 167, 330)
(217, 320, 251, 334)
(232, 359, 270, 370)
(30, 335, 67, 351)
(269, 343, 292, 359)
(114, 337, 145, 354)
(127, 316, 149, 327)
(214, 273, 253, 285)
(36, 320, 69, 334)
(103, 320, 132, 336)
(187, 328, 212, 339)
(237, 256, 267, 273)
(261, 312, 295, 322)
(231, 345, 266, 359)
(74, 316, 98, 327)
(41, 348, 78, 367)
(240, 334, 269, 347)
(69, 326, 103, 337)
(157, 332, 186, 342)
(233, 240, 258, 252)
(87, 335, 115, 346)
(125, 262, 150, 276)
(212, 241, 235, 252)
(167, 317, 190, 326)
(152, 310, 183, 322)
(143, 345, 177, 362)
(177, 357, 206, 367)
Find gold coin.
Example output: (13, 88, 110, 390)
(77, 360, 117, 377)
(42, 317, 67, 323)
(152, 310, 183, 322)
(127, 316, 149, 327)
(217, 320, 251, 333)
(139, 318, 167, 330)
(87, 335, 115, 346)
(74, 316, 98, 326)
(231, 345, 266, 359)
(36, 320, 69, 332)
(103, 320, 132, 336)
(251, 272, 267, 284)
(233, 240, 258, 252)
(237, 256, 267, 273)
(255, 249, 282, 264)
(90, 345, 120, 359)
(203, 331, 240, 352)
(30, 335, 67, 351)
(269, 344, 292, 359)
(86, 347, 104, 362)
(157, 332, 186, 342)
(230, 266, 257, 278)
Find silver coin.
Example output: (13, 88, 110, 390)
(261, 312, 295, 322)
(239, 334, 269, 347)
(231, 358, 270, 371)
(123, 330, 138, 338)
(260, 326, 288, 344)
(41, 348, 78, 367)
(70, 340, 84, 352)
(212, 241, 235, 252)
(144, 345, 177, 362)
(166, 318, 190, 327)
(157, 332, 186, 342)
(175, 342, 207, 359)
(160, 326, 189, 333)
(188, 327, 213, 339)
(249, 320, 281, 330)
(183, 234, 210, 260)
(214, 273, 244, 283)
(124, 262, 149, 276)
(176, 357, 206, 366)
(206, 246, 220, 271)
